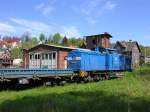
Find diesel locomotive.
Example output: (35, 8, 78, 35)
(67, 47, 131, 79)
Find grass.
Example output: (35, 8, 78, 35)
(0, 65, 150, 112)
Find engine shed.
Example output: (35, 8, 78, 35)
(22, 44, 78, 69)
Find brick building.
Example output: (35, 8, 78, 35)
(22, 44, 78, 69)
(86, 32, 112, 49)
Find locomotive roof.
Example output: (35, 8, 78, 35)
(71, 49, 100, 55)
(71, 47, 120, 55)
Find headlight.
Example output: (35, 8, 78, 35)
(74, 57, 81, 60)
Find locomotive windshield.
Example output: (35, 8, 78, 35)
(108, 49, 117, 54)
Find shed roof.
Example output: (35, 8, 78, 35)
(85, 32, 112, 38)
(25, 44, 87, 52)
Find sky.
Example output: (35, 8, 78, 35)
(0, 0, 149, 46)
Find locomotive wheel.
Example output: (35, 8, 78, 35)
(93, 75, 100, 82)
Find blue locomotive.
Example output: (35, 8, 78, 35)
(67, 47, 132, 77)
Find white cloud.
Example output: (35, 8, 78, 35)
(10, 18, 52, 35)
(0, 22, 16, 33)
(81, 0, 103, 16)
(35, 3, 45, 9)
(35, 0, 56, 16)
(75, 0, 117, 24)
(61, 26, 81, 38)
(104, 1, 116, 10)
(0, 18, 81, 38)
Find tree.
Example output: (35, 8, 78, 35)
(21, 32, 31, 42)
(47, 35, 53, 44)
(39, 33, 45, 42)
(67, 37, 84, 47)
(68, 37, 76, 46)
(31, 37, 39, 46)
(77, 38, 85, 47)
(11, 46, 22, 58)
(80, 39, 86, 48)
(53, 33, 62, 44)
(62, 36, 68, 46)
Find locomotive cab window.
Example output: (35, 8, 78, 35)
(98, 47, 106, 53)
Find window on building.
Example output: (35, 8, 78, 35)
(53, 53, 56, 59)
(49, 53, 52, 60)
(45, 54, 48, 60)
(30, 54, 32, 60)
(42, 54, 45, 60)
(92, 39, 96, 44)
(35, 54, 37, 60)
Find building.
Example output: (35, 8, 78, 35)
(0, 48, 13, 68)
(23, 44, 79, 69)
(0, 37, 21, 49)
(145, 56, 150, 63)
(86, 32, 112, 49)
(144, 47, 150, 63)
(113, 41, 141, 67)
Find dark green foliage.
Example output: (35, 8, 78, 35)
(140, 45, 150, 56)
(53, 33, 62, 44)
(11, 32, 86, 59)
(80, 39, 86, 48)
(21, 32, 31, 42)
(11, 37, 39, 58)
(39, 33, 45, 42)
(62, 36, 68, 46)
(68, 38, 84, 47)
(11, 47, 22, 58)
(47, 35, 53, 44)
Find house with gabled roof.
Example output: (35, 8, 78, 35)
(22, 44, 82, 69)
(113, 41, 141, 67)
